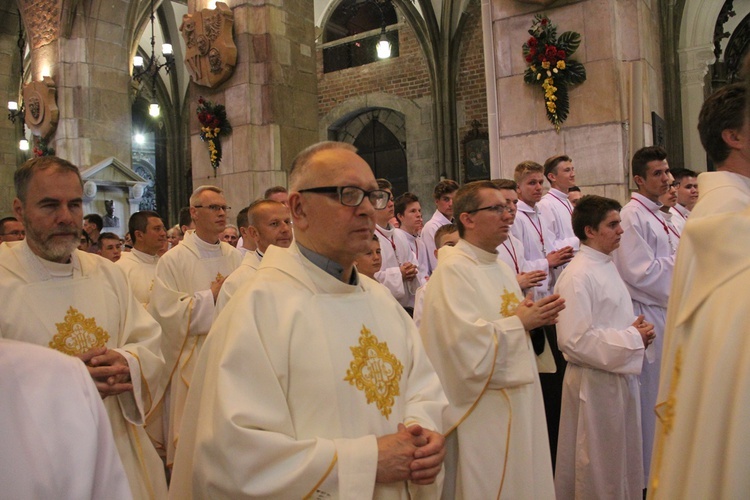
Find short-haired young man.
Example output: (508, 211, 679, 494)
(97, 232, 122, 262)
(511, 160, 574, 466)
(667, 168, 698, 232)
(394, 192, 429, 279)
(116, 210, 166, 305)
(83, 213, 103, 252)
(612, 146, 675, 483)
(420, 180, 564, 499)
(693, 82, 750, 217)
(555, 195, 655, 499)
(422, 179, 459, 274)
(373, 179, 424, 312)
(538, 155, 580, 256)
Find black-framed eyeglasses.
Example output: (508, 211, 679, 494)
(467, 204, 512, 215)
(193, 204, 231, 212)
(298, 186, 391, 210)
(669, 181, 680, 189)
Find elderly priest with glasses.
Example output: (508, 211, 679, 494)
(169, 141, 447, 499)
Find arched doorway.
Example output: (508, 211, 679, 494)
(354, 117, 408, 195)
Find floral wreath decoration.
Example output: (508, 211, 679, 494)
(522, 15, 586, 132)
(197, 96, 232, 174)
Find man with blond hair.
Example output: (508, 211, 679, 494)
(149, 185, 242, 466)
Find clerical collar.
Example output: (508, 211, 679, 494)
(131, 247, 159, 264)
(297, 243, 359, 285)
(193, 233, 223, 258)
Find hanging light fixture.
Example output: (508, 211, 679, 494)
(376, 26, 391, 59)
(132, 0, 175, 119)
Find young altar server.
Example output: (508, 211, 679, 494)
(554, 195, 655, 500)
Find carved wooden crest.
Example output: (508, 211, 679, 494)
(23, 76, 59, 139)
(180, 2, 237, 88)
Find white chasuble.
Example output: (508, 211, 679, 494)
(148, 230, 242, 464)
(649, 209, 750, 499)
(214, 249, 261, 316)
(0, 241, 167, 499)
(554, 246, 646, 500)
(169, 243, 446, 499)
(420, 240, 554, 500)
(116, 248, 159, 306)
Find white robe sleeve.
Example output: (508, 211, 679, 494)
(555, 273, 645, 374)
(374, 266, 407, 303)
(613, 212, 675, 306)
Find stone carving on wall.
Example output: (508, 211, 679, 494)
(23, 76, 59, 139)
(180, 2, 236, 88)
(20, 0, 61, 49)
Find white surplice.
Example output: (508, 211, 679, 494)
(420, 239, 554, 500)
(398, 228, 430, 280)
(511, 200, 553, 300)
(611, 193, 675, 482)
(537, 188, 580, 253)
(215, 249, 262, 315)
(0, 241, 167, 499)
(648, 208, 750, 499)
(168, 243, 447, 499)
(554, 245, 646, 500)
(116, 248, 159, 306)
(148, 230, 242, 464)
(422, 210, 451, 274)
(669, 205, 689, 234)
(0, 339, 132, 500)
(374, 224, 424, 308)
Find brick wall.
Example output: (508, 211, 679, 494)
(317, 22, 432, 117)
(455, 0, 488, 180)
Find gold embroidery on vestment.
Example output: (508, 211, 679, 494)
(500, 288, 520, 318)
(215, 272, 224, 281)
(344, 325, 403, 419)
(655, 347, 682, 435)
(49, 306, 110, 355)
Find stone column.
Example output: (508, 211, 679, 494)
(0, 6, 24, 213)
(13, 0, 134, 170)
(678, 45, 713, 170)
(483, 0, 665, 203)
(188, 0, 318, 212)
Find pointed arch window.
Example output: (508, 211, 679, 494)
(322, 0, 399, 73)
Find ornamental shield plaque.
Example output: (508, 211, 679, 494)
(23, 76, 59, 139)
(180, 2, 237, 88)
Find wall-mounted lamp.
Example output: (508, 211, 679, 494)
(6, 13, 27, 150)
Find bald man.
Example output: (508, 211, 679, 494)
(170, 141, 447, 499)
(215, 199, 293, 313)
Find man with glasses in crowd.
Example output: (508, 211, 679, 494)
(149, 185, 242, 467)
(0, 216, 25, 244)
(420, 180, 564, 499)
(170, 141, 447, 499)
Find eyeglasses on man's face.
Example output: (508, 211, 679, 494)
(193, 204, 231, 213)
(298, 186, 391, 210)
(467, 204, 513, 215)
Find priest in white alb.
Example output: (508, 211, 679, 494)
(0, 156, 167, 498)
(215, 198, 293, 314)
(116, 210, 167, 306)
(420, 180, 565, 499)
(148, 185, 242, 465)
(648, 207, 750, 499)
(169, 141, 447, 499)
(554, 195, 655, 500)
